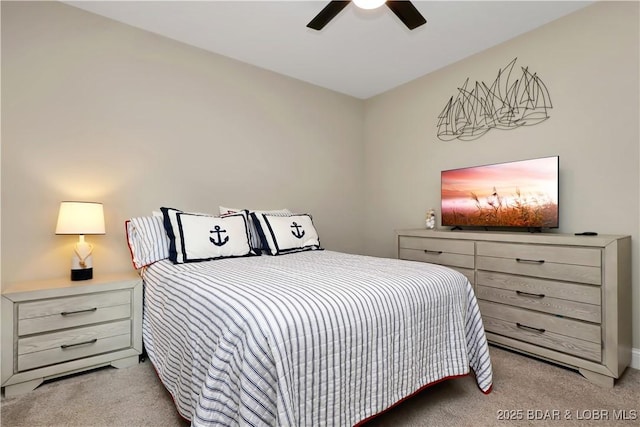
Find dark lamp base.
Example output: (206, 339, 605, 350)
(71, 268, 93, 281)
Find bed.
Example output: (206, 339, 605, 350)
(126, 209, 493, 426)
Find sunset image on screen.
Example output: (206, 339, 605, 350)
(441, 157, 559, 228)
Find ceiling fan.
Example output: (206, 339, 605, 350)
(307, 0, 427, 31)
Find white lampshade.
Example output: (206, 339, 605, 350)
(353, 0, 386, 10)
(55, 201, 105, 235)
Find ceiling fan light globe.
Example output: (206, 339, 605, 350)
(353, 0, 386, 10)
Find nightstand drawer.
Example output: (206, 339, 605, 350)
(18, 290, 131, 335)
(17, 320, 131, 371)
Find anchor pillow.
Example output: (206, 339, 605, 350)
(161, 207, 255, 263)
(252, 213, 322, 255)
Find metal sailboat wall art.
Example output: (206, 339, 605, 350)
(436, 58, 553, 141)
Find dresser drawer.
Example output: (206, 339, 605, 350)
(399, 248, 474, 270)
(17, 320, 131, 371)
(399, 236, 474, 255)
(477, 256, 601, 285)
(476, 242, 601, 266)
(399, 237, 475, 284)
(476, 241, 601, 285)
(476, 271, 601, 322)
(479, 301, 601, 362)
(18, 290, 132, 335)
(400, 248, 474, 284)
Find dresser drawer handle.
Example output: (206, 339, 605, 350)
(516, 323, 546, 334)
(515, 258, 545, 264)
(423, 250, 443, 255)
(60, 307, 98, 316)
(516, 290, 546, 298)
(60, 338, 98, 349)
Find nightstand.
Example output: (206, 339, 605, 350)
(1, 272, 142, 397)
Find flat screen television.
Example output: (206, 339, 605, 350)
(441, 156, 559, 229)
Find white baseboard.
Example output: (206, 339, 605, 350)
(632, 347, 640, 370)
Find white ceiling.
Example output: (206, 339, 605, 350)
(65, 1, 593, 99)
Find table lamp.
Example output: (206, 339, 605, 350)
(55, 201, 105, 281)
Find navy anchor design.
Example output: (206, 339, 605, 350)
(290, 222, 305, 239)
(209, 225, 229, 246)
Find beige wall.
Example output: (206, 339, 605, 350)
(1, 1, 364, 284)
(363, 2, 639, 350)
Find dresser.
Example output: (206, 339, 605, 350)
(1, 272, 143, 396)
(396, 229, 632, 387)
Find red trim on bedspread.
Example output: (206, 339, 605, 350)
(354, 372, 492, 426)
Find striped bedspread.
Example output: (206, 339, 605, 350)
(142, 250, 492, 426)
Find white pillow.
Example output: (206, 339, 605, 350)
(252, 213, 321, 255)
(219, 206, 291, 250)
(161, 207, 255, 263)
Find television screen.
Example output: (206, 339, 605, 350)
(441, 156, 559, 229)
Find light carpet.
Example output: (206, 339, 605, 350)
(2, 346, 638, 426)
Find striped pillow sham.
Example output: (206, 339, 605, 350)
(125, 215, 170, 269)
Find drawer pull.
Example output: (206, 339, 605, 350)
(423, 250, 443, 255)
(60, 338, 98, 349)
(515, 258, 545, 264)
(516, 290, 546, 298)
(61, 307, 97, 316)
(516, 323, 546, 334)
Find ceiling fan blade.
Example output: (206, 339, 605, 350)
(307, 1, 350, 30)
(386, 1, 427, 30)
